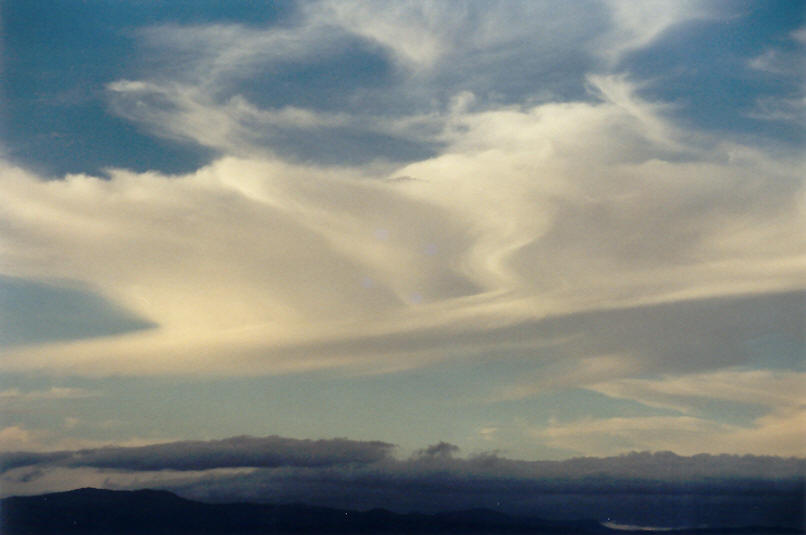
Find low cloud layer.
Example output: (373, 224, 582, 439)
(5, 435, 800, 484)
(0, 435, 393, 474)
(1, 437, 802, 527)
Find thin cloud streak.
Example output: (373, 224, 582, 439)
(0, 388, 99, 403)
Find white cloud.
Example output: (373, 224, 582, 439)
(541, 369, 806, 457)
(538, 408, 806, 458)
(2, 73, 804, 377)
(495, 354, 638, 401)
(0, 387, 98, 404)
(0, 425, 171, 453)
(308, 0, 449, 69)
(1, 5, 803, 464)
(63, 417, 80, 430)
(309, 0, 717, 76)
(537, 369, 806, 457)
(99, 1, 619, 160)
(746, 23, 805, 123)
(0, 426, 44, 452)
(306, 0, 603, 73)
(720, 407, 806, 457)
(748, 25, 806, 76)
(748, 94, 806, 124)
(588, 369, 806, 414)
(539, 415, 732, 456)
(106, 82, 355, 157)
(134, 21, 343, 87)
(598, 0, 716, 64)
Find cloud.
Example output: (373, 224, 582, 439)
(0, 435, 394, 474)
(1, 73, 804, 377)
(498, 352, 806, 458)
(598, 0, 716, 64)
(0, 465, 252, 501)
(307, 1, 449, 69)
(147, 459, 806, 528)
(746, 26, 806, 124)
(2, 438, 802, 528)
(306, 0, 606, 73)
(4, 468, 799, 530)
(748, 25, 806, 77)
(538, 416, 734, 456)
(528, 369, 806, 458)
(478, 289, 805, 404)
(106, 82, 360, 159)
(0, 425, 180, 460)
(1, 0, 804, 467)
(166, 450, 803, 518)
(0, 427, 49, 453)
(7, 435, 800, 482)
(106, 1, 707, 163)
(416, 441, 460, 458)
(537, 407, 806, 458)
(0, 387, 98, 403)
(133, 19, 344, 87)
(748, 95, 806, 124)
(719, 407, 806, 457)
(588, 369, 806, 414)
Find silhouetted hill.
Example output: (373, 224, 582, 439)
(0, 488, 610, 534)
(0, 488, 802, 534)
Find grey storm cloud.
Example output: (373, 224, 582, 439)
(0, 435, 394, 474)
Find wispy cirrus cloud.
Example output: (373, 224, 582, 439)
(547, 369, 806, 457)
(588, 369, 806, 414)
(598, 0, 717, 64)
(537, 407, 806, 458)
(1, 74, 804, 377)
(1, 0, 803, 463)
(103, 0, 720, 164)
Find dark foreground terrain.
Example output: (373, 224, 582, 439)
(0, 488, 802, 535)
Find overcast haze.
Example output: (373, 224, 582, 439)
(0, 0, 804, 507)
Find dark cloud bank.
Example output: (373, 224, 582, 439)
(0, 435, 394, 473)
(2, 436, 803, 528)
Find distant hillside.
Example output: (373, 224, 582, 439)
(1, 488, 801, 534)
(0, 487, 607, 534)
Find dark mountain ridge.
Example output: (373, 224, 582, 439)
(1, 488, 801, 534)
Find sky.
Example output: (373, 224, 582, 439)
(0, 0, 804, 507)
